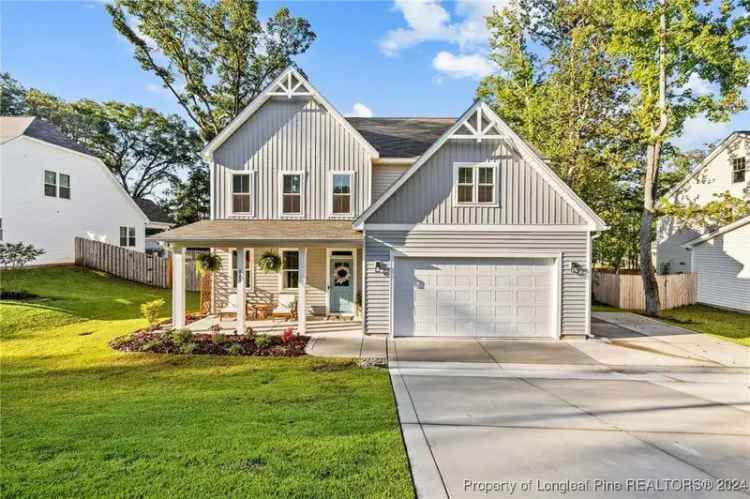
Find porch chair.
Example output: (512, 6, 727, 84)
(219, 293, 255, 321)
(272, 293, 298, 321)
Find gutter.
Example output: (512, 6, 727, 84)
(372, 157, 417, 166)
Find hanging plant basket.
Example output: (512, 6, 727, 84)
(258, 251, 281, 273)
(195, 252, 222, 275)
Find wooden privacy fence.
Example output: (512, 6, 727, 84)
(593, 271, 696, 311)
(74, 237, 200, 291)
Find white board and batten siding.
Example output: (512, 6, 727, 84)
(691, 223, 750, 312)
(212, 98, 375, 220)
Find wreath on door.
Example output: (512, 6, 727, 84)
(334, 264, 350, 285)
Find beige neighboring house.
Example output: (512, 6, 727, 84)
(154, 67, 608, 338)
(656, 131, 749, 312)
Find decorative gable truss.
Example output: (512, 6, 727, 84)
(450, 105, 506, 142)
(267, 70, 313, 99)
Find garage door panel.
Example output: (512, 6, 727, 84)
(394, 257, 553, 338)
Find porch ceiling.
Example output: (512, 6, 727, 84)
(150, 219, 362, 248)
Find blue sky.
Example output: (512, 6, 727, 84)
(1, 0, 748, 151)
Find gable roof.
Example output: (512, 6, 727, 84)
(666, 130, 750, 198)
(134, 198, 174, 225)
(346, 117, 454, 158)
(202, 67, 379, 159)
(354, 101, 608, 231)
(682, 215, 750, 248)
(0, 116, 91, 155)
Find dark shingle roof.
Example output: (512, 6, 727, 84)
(134, 198, 174, 224)
(346, 117, 455, 158)
(0, 116, 91, 155)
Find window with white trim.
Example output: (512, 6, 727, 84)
(119, 226, 136, 247)
(281, 250, 299, 289)
(331, 173, 353, 215)
(281, 173, 302, 214)
(0, 218, 3, 240)
(732, 157, 746, 183)
(231, 249, 253, 289)
(454, 163, 497, 205)
(59, 173, 71, 199)
(231, 173, 251, 213)
(44, 170, 57, 197)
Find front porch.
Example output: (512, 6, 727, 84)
(153, 219, 364, 335)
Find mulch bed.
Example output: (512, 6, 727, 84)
(110, 329, 309, 357)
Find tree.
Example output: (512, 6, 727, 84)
(0, 242, 45, 295)
(162, 165, 210, 226)
(107, 0, 316, 141)
(0, 75, 202, 199)
(606, 0, 750, 316)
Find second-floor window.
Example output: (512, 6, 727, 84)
(232, 173, 251, 214)
(59, 173, 71, 199)
(281, 173, 302, 215)
(331, 173, 353, 215)
(733, 157, 746, 183)
(454, 163, 498, 206)
(44, 170, 57, 197)
(120, 226, 136, 247)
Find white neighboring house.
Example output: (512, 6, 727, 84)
(0, 116, 171, 265)
(656, 130, 749, 312)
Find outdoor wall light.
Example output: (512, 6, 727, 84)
(570, 262, 586, 276)
(375, 261, 389, 273)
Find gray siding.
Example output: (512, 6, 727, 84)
(213, 246, 362, 316)
(364, 230, 589, 336)
(212, 98, 374, 219)
(368, 140, 584, 225)
(372, 164, 408, 201)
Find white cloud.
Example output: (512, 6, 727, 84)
(672, 114, 732, 150)
(432, 51, 493, 79)
(379, 0, 499, 56)
(347, 102, 374, 118)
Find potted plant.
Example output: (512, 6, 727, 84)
(195, 252, 222, 314)
(258, 251, 281, 273)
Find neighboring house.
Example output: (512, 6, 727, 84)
(681, 215, 750, 312)
(156, 68, 607, 338)
(657, 131, 749, 273)
(0, 116, 154, 265)
(133, 197, 174, 253)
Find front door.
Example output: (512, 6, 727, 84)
(329, 255, 354, 314)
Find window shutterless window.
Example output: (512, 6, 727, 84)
(44, 170, 57, 197)
(332, 173, 352, 215)
(0, 218, 3, 240)
(59, 173, 71, 199)
(120, 226, 136, 247)
(281, 250, 299, 289)
(231, 249, 252, 289)
(732, 157, 746, 183)
(454, 163, 497, 206)
(232, 173, 251, 213)
(281, 173, 302, 214)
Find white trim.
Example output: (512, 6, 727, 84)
(21, 135, 150, 224)
(328, 170, 355, 218)
(279, 247, 300, 291)
(227, 170, 254, 217)
(325, 247, 357, 316)
(585, 232, 594, 337)
(209, 159, 215, 220)
(363, 223, 595, 232)
(230, 247, 255, 292)
(171, 246, 186, 329)
(388, 251, 562, 339)
(681, 215, 750, 248)
(202, 67, 379, 159)
(452, 161, 499, 207)
(665, 132, 749, 198)
(354, 101, 607, 231)
(373, 157, 417, 166)
(278, 171, 305, 218)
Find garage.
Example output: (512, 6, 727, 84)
(393, 257, 556, 338)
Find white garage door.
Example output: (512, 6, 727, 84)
(393, 257, 554, 337)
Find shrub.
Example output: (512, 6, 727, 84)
(280, 327, 296, 344)
(168, 328, 193, 346)
(211, 333, 227, 345)
(227, 343, 245, 355)
(254, 334, 273, 348)
(140, 299, 165, 326)
(141, 339, 163, 352)
(180, 342, 199, 354)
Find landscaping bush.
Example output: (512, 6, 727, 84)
(227, 343, 245, 355)
(211, 333, 227, 345)
(280, 327, 296, 344)
(254, 334, 273, 348)
(168, 328, 193, 346)
(140, 299, 165, 327)
(180, 342, 199, 354)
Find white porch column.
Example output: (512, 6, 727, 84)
(172, 245, 186, 329)
(236, 247, 247, 334)
(298, 248, 307, 334)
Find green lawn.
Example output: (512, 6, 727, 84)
(593, 299, 750, 347)
(1, 266, 413, 498)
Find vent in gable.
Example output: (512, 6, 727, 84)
(450, 106, 505, 143)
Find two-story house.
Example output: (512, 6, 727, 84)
(657, 131, 750, 312)
(155, 68, 607, 338)
(0, 116, 173, 265)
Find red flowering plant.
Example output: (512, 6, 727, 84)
(280, 327, 296, 344)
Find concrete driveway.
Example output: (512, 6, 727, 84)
(389, 315, 750, 498)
